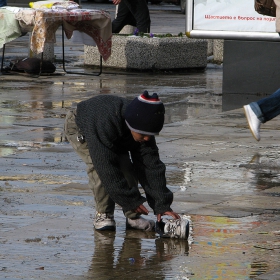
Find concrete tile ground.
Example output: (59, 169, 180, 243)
(0, 2, 280, 279)
(0, 68, 279, 279)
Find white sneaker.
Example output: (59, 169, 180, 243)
(126, 217, 155, 231)
(156, 218, 189, 239)
(243, 105, 261, 141)
(93, 212, 116, 231)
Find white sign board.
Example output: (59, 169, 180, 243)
(186, 0, 280, 41)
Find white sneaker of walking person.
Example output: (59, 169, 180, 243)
(93, 212, 116, 231)
(243, 105, 261, 141)
(156, 218, 189, 239)
(126, 216, 155, 231)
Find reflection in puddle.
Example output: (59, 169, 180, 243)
(250, 261, 269, 278)
(0, 72, 223, 158)
(240, 153, 280, 194)
(0, 147, 17, 157)
(88, 229, 190, 280)
(0, 139, 63, 155)
(0, 71, 223, 119)
(0, 127, 63, 155)
(167, 151, 280, 198)
(85, 215, 273, 279)
(186, 215, 271, 279)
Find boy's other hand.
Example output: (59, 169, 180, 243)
(134, 204, 149, 215)
(157, 211, 180, 222)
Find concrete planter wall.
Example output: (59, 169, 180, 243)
(84, 35, 208, 70)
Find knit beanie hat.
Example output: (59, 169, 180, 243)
(125, 91, 165, 135)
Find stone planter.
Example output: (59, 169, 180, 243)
(84, 35, 208, 70)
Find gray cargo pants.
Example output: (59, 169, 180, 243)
(64, 110, 139, 219)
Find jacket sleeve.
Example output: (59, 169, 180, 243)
(130, 137, 173, 215)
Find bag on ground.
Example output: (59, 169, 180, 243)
(10, 58, 56, 74)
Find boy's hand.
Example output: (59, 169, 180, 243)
(157, 211, 180, 222)
(134, 204, 149, 215)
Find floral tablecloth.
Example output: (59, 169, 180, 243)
(15, 8, 112, 61)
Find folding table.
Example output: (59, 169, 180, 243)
(0, 6, 112, 76)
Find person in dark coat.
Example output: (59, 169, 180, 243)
(112, 0, 151, 33)
(64, 91, 180, 231)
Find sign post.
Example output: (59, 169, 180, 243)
(186, 0, 279, 41)
(186, 0, 280, 96)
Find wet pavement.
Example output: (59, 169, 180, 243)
(1, 2, 280, 280)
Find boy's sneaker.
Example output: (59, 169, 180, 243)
(126, 217, 155, 231)
(156, 218, 189, 239)
(93, 212, 116, 231)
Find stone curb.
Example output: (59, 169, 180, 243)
(85, 35, 208, 70)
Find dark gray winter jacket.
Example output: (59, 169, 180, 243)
(75, 95, 173, 214)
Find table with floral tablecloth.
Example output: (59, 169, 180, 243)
(15, 7, 112, 61)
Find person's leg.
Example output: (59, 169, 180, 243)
(0, 0, 7, 7)
(250, 88, 280, 123)
(244, 88, 280, 141)
(64, 110, 116, 230)
(112, 1, 136, 33)
(122, 0, 151, 33)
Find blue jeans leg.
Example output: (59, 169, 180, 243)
(249, 88, 280, 123)
(0, 0, 7, 7)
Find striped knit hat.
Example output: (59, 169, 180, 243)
(125, 91, 165, 135)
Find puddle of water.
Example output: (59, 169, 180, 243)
(0, 70, 223, 117)
(79, 215, 275, 280)
(240, 152, 280, 195)
(87, 229, 190, 280)
(0, 141, 62, 157)
(187, 215, 278, 280)
(1, 190, 278, 280)
(0, 70, 224, 151)
(166, 148, 280, 198)
(1, 70, 279, 279)
(0, 147, 17, 157)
